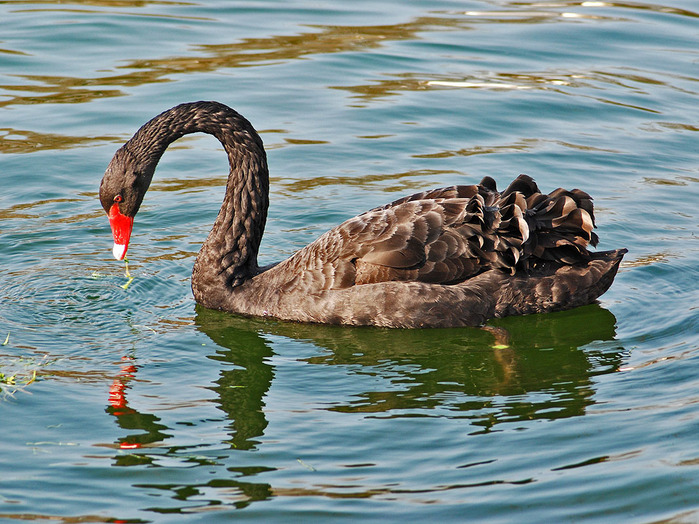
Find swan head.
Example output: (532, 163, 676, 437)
(99, 146, 154, 260)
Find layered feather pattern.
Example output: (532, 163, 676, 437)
(281, 174, 602, 291)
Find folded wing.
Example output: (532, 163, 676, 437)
(284, 175, 600, 291)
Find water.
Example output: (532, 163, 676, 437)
(1, 0, 698, 521)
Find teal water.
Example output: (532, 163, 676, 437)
(1, 0, 698, 522)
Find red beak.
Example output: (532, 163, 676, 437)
(108, 203, 134, 260)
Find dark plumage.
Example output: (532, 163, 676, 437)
(99, 101, 626, 328)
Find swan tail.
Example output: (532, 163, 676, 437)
(492, 248, 627, 318)
(488, 174, 603, 270)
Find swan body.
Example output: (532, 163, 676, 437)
(100, 101, 625, 328)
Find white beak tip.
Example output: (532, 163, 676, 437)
(113, 243, 128, 261)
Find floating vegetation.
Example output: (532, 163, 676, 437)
(121, 258, 135, 290)
(0, 353, 54, 398)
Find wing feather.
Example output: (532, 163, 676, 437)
(279, 174, 601, 291)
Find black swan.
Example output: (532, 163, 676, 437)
(99, 101, 626, 328)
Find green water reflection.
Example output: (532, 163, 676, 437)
(110, 304, 623, 451)
(199, 304, 622, 436)
(103, 304, 624, 510)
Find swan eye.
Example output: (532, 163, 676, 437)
(114, 195, 123, 203)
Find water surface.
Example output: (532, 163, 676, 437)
(1, 0, 698, 522)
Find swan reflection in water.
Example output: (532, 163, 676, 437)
(106, 303, 621, 451)
(199, 304, 624, 441)
(103, 304, 624, 506)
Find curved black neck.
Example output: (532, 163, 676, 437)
(125, 101, 269, 298)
